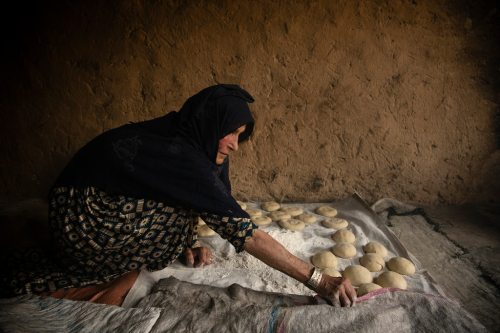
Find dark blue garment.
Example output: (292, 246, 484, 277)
(53, 84, 255, 217)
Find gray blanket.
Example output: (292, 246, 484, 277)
(136, 276, 486, 333)
(0, 276, 486, 332)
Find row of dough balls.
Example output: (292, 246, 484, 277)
(195, 202, 345, 236)
(311, 241, 416, 296)
(195, 201, 254, 237)
(240, 201, 349, 232)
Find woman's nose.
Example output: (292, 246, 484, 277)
(229, 137, 239, 151)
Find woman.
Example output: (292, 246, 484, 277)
(2, 84, 356, 307)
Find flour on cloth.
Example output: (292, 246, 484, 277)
(123, 195, 446, 308)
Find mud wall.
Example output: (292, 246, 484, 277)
(1, 0, 499, 204)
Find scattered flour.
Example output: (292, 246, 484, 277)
(130, 201, 441, 304)
(206, 227, 317, 296)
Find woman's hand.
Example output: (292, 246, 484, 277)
(183, 246, 213, 268)
(316, 275, 356, 307)
(244, 230, 357, 307)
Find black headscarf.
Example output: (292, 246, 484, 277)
(53, 84, 255, 217)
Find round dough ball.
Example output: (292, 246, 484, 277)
(342, 265, 373, 286)
(297, 213, 317, 224)
(251, 216, 272, 226)
(331, 229, 356, 243)
(269, 211, 291, 221)
(197, 217, 206, 226)
(359, 253, 385, 272)
(315, 205, 338, 217)
(237, 201, 247, 210)
(261, 201, 280, 212)
(363, 241, 388, 257)
(278, 219, 305, 231)
(311, 251, 337, 269)
(197, 224, 216, 237)
(375, 271, 407, 290)
(279, 206, 303, 217)
(321, 217, 348, 229)
(357, 283, 382, 296)
(387, 257, 416, 275)
(245, 208, 263, 218)
(332, 243, 357, 259)
(322, 267, 341, 277)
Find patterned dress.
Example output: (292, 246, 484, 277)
(2, 186, 256, 297)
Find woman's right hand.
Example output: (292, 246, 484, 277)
(315, 275, 357, 307)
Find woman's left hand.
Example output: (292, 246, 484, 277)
(183, 246, 213, 267)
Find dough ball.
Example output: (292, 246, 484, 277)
(311, 251, 337, 269)
(322, 267, 342, 277)
(315, 205, 338, 217)
(362, 241, 388, 257)
(197, 217, 206, 226)
(321, 217, 348, 229)
(342, 265, 373, 286)
(332, 243, 357, 259)
(297, 213, 317, 224)
(251, 216, 272, 226)
(236, 201, 247, 210)
(357, 283, 382, 296)
(197, 224, 216, 237)
(278, 219, 305, 231)
(261, 201, 280, 212)
(245, 208, 263, 218)
(269, 211, 291, 221)
(375, 271, 407, 290)
(331, 229, 356, 243)
(279, 206, 303, 217)
(387, 257, 416, 275)
(359, 253, 385, 272)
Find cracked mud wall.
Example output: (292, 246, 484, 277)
(1, 0, 499, 204)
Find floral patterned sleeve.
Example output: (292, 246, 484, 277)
(199, 212, 258, 252)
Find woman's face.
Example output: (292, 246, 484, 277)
(215, 125, 247, 165)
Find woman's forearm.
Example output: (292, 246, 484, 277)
(243, 229, 314, 285)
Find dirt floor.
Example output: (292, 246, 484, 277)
(1, 198, 499, 330)
(387, 203, 500, 331)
